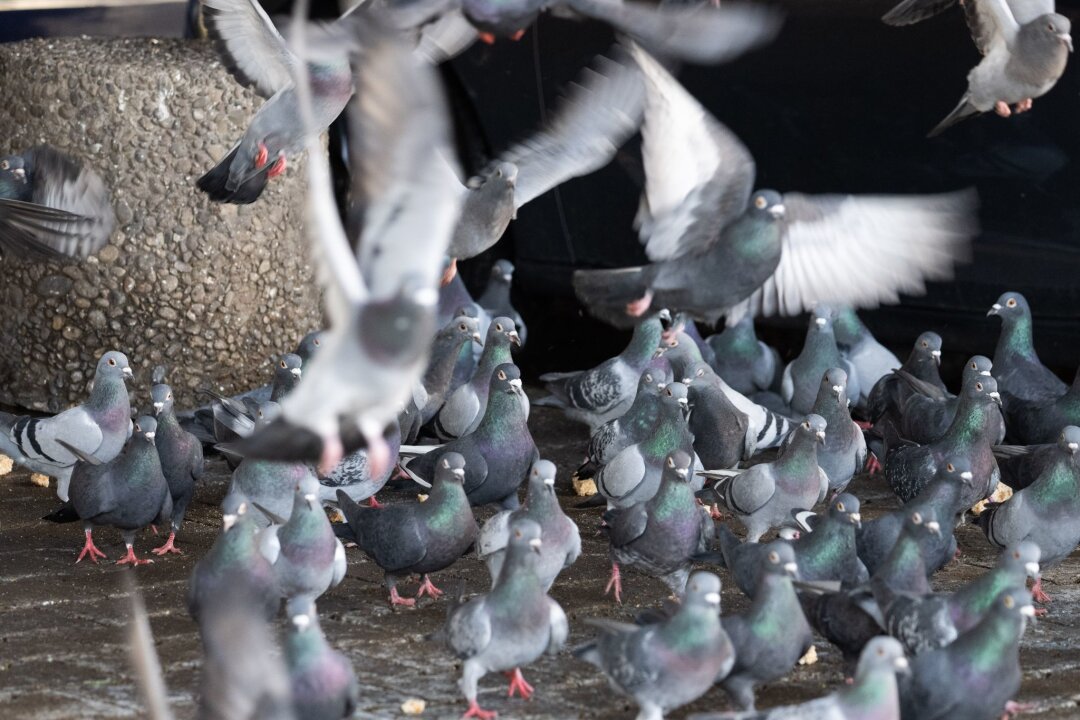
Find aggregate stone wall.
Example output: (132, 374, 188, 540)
(0, 37, 322, 412)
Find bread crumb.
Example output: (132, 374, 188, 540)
(798, 645, 818, 665)
(572, 476, 597, 497)
(0, 455, 13, 476)
(31, 473, 51, 488)
(401, 698, 426, 715)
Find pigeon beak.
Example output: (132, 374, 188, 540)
(894, 656, 911, 674)
(1059, 32, 1073, 51)
(508, 331, 521, 347)
(152, 402, 164, 414)
(529, 537, 542, 553)
(122, 366, 134, 380)
(1025, 561, 1040, 578)
(543, 476, 555, 488)
(989, 391, 1002, 406)
(508, 378, 523, 394)
(980, 370, 991, 376)
(931, 350, 942, 365)
(816, 430, 826, 443)
(783, 562, 798, 577)
(222, 513, 237, 531)
(768, 204, 785, 219)
(814, 317, 827, 327)
(960, 471, 973, 480)
(1068, 442, 1078, 453)
(704, 592, 721, 605)
(675, 467, 688, 479)
(472, 333, 483, 345)
(850, 512, 861, 528)
(681, 377, 692, 385)
(452, 468, 466, 480)
(145, 431, 156, 441)
(13, 168, 26, 182)
(987, 303, 1002, 316)
(290, 368, 302, 377)
(678, 397, 688, 408)
(1020, 604, 1036, 618)
(926, 521, 941, 536)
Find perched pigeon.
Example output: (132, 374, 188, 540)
(690, 636, 908, 720)
(782, 307, 860, 417)
(799, 368, 866, 495)
(603, 450, 714, 601)
(883, 0, 1072, 135)
(402, 364, 538, 509)
(684, 361, 754, 471)
(439, 518, 567, 719)
(539, 312, 667, 431)
(709, 415, 829, 542)
(988, 291, 1068, 407)
(447, 305, 487, 393)
(720, 542, 812, 711)
(573, 43, 975, 328)
(682, 361, 794, 455)
(866, 331, 944, 425)
(148, 383, 205, 555)
(1005, 366, 1080, 445)
(337, 452, 478, 605)
(478, 459, 580, 590)
(284, 604, 359, 720)
(477, 260, 524, 343)
(574, 571, 734, 720)
(0, 350, 133, 502)
(980, 425, 1080, 602)
(317, 420, 401, 506)
(833, 307, 901, 410)
(705, 316, 782, 396)
(436, 316, 522, 440)
(898, 355, 1002, 445)
(0, 145, 116, 258)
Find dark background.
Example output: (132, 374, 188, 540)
(4, 0, 1080, 381)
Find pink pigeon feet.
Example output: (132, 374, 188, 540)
(994, 101, 1012, 118)
(319, 434, 345, 477)
(505, 668, 534, 699)
(462, 700, 497, 719)
(415, 574, 444, 600)
(604, 563, 623, 604)
(76, 530, 107, 564)
(151, 532, 183, 556)
(388, 586, 416, 607)
(367, 495, 384, 509)
(267, 155, 287, 179)
(1002, 700, 1037, 718)
(865, 453, 883, 475)
(1014, 98, 1033, 114)
(116, 544, 154, 566)
(255, 141, 269, 169)
(1030, 577, 1052, 605)
(441, 257, 459, 287)
(625, 290, 654, 318)
(854, 420, 872, 431)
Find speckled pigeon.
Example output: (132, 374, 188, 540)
(705, 315, 782, 396)
(782, 307, 860, 417)
(799, 368, 866, 495)
(284, 603, 359, 720)
(833, 307, 901, 411)
(988, 291, 1068, 407)
(898, 355, 1002, 444)
(148, 383, 204, 556)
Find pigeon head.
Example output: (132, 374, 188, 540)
(829, 493, 861, 528)
(508, 518, 543, 556)
(454, 303, 479, 320)
(488, 316, 522, 348)
(913, 331, 943, 365)
(660, 381, 690, 417)
(987, 291, 1031, 321)
(992, 587, 1037, 623)
(528, 459, 557, 495)
(1003, 540, 1042, 580)
(295, 474, 320, 509)
(639, 365, 672, 394)
(683, 571, 722, 610)
(96, 350, 134, 382)
(681, 360, 712, 386)
(1058, 426, 1080, 454)
(963, 355, 993, 382)
(662, 450, 693, 484)
(473, 161, 518, 192)
(0, 155, 29, 197)
(810, 304, 834, 330)
(491, 258, 515, 283)
(654, 308, 674, 330)
(295, 330, 324, 366)
(903, 508, 941, 539)
(761, 541, 799, 579)
(357, 274, 438, 363)
(831, 307, 865, 345)
(856, 637, 909, 677)
(800, 414, 828, 444)
(940, 456, 977, 495)
(435, 451, 468, 485)
(221, 492, 249, 532)
(1023, 13, 1072, 53)
(747, 189, 785, 221)
(275, 353, 303, 381)
(134, 415, 158, 443)
(150, 383, 174, 416)
(254, 401, 282, 429)
(450, 314, 483, 346)
(963, 375, 1001, 406)
(491, 363, 524, 397)
(820, 367, 848, 404)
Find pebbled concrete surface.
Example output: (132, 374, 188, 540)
(0, 399, 1078, 719)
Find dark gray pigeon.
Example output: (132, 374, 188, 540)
(994, 436, 1067, 490)
(294, 330, 324, 369)
(539, 312, 667, 431)
(705, 315, 782, 396)
(866, 331, 945, 425)
(884, 0, 1072, 136)
(439, 518, 567, 719)
(0, 350, 133, 502)
(708, 415, 829, 542)
(782, 307, 860, 417)
(573, 45, 975, 329)
(898, 355, 1002, 445)
(800, 368, 866, 495)
(1005, 366, 1080, 445)
(401, 312, 482, 442)
(148, 383, 205, 556)
(720, 542, 812, 711)
(575, 571, 734, 720)
(947, 540, 1041, 633)
(714, 523, 800, 599)
(478, 459, 580, 590)
(402, 363, 538, 509)
(337, 451, 478, 606)
(0, 145, 116, 258)
(833, 307, 901, 411)
(988, 291, 1068, 407)
(436, 316, 522, 440)
(317, 420, 401, 506)
(684, 361, 754, 471)
(603, 449, 714, 602)
(284, 603, 359, 720)
(684, 361, 794, 455)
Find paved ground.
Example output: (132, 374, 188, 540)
(1, 399, 1079, 720)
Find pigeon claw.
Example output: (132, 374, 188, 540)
(367, 495, 384, 509)
(116, 545, 154, 566)
(625, 291, 654, 318)
(415, 574, 444, 600)
(477, 32, 497, 45)
(994, 101, 1012, 118)
(462, 700, 497, 719)
(267, 154, 287, 179)
(604, 563, 623, 604)
(318, 435, 345, 477)
(1030, 577, 1052, 604)
(255, 142, 269, 169)
(1002, 700, 1037, 718)
(1014, 98, 1033, 114)
(76, 530, 108, 564)
(505, 668, 534, 699)
(865, 453, 883, 475)
(151, 532, 183, 556)
(441, 257, 459, 287)
(388, 586, 416, 607)
(510, 29, 526, 41)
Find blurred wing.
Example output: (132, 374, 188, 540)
(965, 0, 1020, 54)
(727, 190, 977, 322)
(564, 0, 782, 65)
(203, 0, 298, 98)
(629, 43, 756, 261)
(1006, 0, 1054, 24)
(491, 46, 645, 209)
(881, 0, 958, 26)
(414, 9, 480, 63)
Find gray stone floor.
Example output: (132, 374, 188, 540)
(1, 401, 1078, 719)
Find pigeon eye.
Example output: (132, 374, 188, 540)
(134, 423, 141, 433)
(514, 529, 522, 539)
(459, 323, 467, 331)
(946, 463, 955, 472)
(1013, 550, 1020, 559)
(754, 196, 767, 209)
(495, 323, 504, 332)
(497, 370, 507, 381)
(167, 393, 173, 400)
(768, 551, 779, 563)
(645, 374, 653, 383)
(108, 358, 117, 366)
(1003, 594, 1015, 609)
(836, 501, 845, 512)
(441, 458, 450, 468)
(912, 512, 923, 524)
(697, 369, 704, 377)
(280, 360, 287, 369)
(665, 388, 672, 396)
(921, 340, 928, 348)
(975, 382, 983, 391)
(667, 457, 674, 468)
(802, 420, 810, 429)
(1006, 298, 1017, 308)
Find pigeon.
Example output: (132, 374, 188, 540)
(197, 0, 361, 203)
(58, 416, 171, 566)
(574, 571, 735, 720)
(689, 636, 909, 720)
(866, 331, 945, 425)
(538, 311, 667, 431)
(403, 363, 538, 509)
(448, 305, 487, 393)
(799, 368, 867, 495)
(439, 517, 568, 719)
(0, 350, 133, 502)
(705, 315, 782, 396)
(603, 449, 714, 601)
(227, 417, 319, 529)
(713, 523, 800, 599)
(988, 291, 1068, 407)
(336, 452, 478, 606)
(684, 361, 794, 454)
(147, 383, 205, 555)
(437, 265, 490, 331)
(577, 364, 674, 480)
(403, 310, 483, 443)
(994, 437, 1066, 490)
(947, 540, 1041, 633)
(883, 373, 1002, 505)
(478, 459, 581, 590)
(477, 260, 526, 346)
(709, 415, 829, 542)
(720, 542, 812, 711)
(1005, 366, 1080, 445)
(573, 43, 975, 328)
(658, 329, 710, 384)
(294, 330, 325, 369)
(683, 361, 754, 471)
(883, 0, 1072, 135)
(435, 316, 522, 440)
(188, 492, 280, 623)
(899, 587, 1034, 720)
(317, 420, 401, 506)
(833, 307, 901, 410)
(231, 19, 461, 478)
(668, 312, 718, 367)
(782, 307, 860, 417)
(979, 425, 1080, 602)
(898, 355, 1003, 445)
(0, 145, 116, 258)
(595, 382, 695, 508)
(265, 474, 347, 616)
(284, 604, 359, 720)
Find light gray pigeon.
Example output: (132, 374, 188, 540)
(284, 603, 359, 720)
(782, 306, 861, 417)
(573, 43, 976, 328)
(477, 260, 527, 346)
(574, 571, 735, 720)
(883, 0, 1072, 135)
(833, 306, 901, 411)
(797, 368, 866, 495)
(705, 315, 782, 396)
(478, 459, 581, 590)
(708, 415, 829, 542)
(0, 350, 133, 502)
(439, 518, 568, 719)
(436, 316, 522, 440)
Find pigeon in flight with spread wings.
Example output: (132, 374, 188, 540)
(573, 42, 978, 329)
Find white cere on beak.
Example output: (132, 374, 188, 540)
(992, 303, 1002, 311)
(13, 168, 26, 181)
(1025, 562, 1040, 576)
(153, 402, 164, 411)
(222, 514, 237, 531)
(831, 385, 844, 395)
(529, 537, 543, 549)
(816, 430, 826, 441)
(1020, 605, 1036, 617)
(931, 350, 942, 358)
(960, 471, 973, 480)
(145, 431, 156, 441)
(509, 379, 523, 391)
(675, 467, 688, 478)
(290, 368, 302, 377)
(926, 521, 941, 533)
(895, 657, 910, 671)
(678, 397, 688, 407)
(768, 204, 785, 218)
(980, 370, 991, 376)
(304, 493, 317, 503)
(543, 477, 555, 487)
(452, 468, 466, 479)
(122, 367, 134, 378)
(814, 317, 827, 327)
(291, 614, 312, 630)
(989, 391, 1001, 400)
(850, 512, 861, 523)
(704, 592, 721, 605)
(1068, 442, 1078, 452)
(783, 562, 798, 574)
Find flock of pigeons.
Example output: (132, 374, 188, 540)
(1, 0, 1077, 719)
